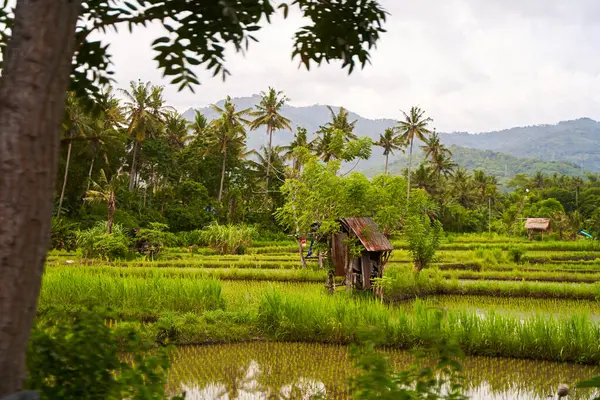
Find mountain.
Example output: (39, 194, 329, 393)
(364, 145, 586, 185)
(183, 96, 600, 172)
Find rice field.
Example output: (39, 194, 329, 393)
(168, 342, 600, 400)
(41, 234, 600, 397)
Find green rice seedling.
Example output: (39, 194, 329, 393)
(40, 268, 226, 316)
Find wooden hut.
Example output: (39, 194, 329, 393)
(525, 218, 551, 240)
(330, 217, 393, 290)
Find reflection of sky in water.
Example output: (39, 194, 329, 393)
(169, 343, 600, 400)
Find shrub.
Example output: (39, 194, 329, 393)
(134, 222, 177, 259)
(200, 223, 257, 255)
(76, 222, 130, 260)
(50, 217, 78, 251)
(404, 214, 443, 272)
(27, 309, 182, 400)
(508, 246, 525, 263)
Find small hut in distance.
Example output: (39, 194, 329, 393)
(330, 217, 393, 290)
(525, 218, 551, 240)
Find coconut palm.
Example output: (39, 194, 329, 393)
(120, 80, 170, 191)
(411, 163, 435, 194)
(84, 169, 124, 234)
(573, 176, 584, 208)
(164, 112, 192, 150)
(57, 92, 93, 219)
(210, 96, 251, 202)
(421, 130, 451, 163)
(248, 145, 286, 184)
(188, 110, 210, 137)
(375, 128, 403, 174)
(283, 127, 313, 171)
(249, 87, 292, 199)
(324, 106, 357, 140)
(431, 152, 457, 180)
(85, 89, 124, 192)
(396, 106, 432, 202)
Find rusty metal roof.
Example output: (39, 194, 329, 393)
(340, 217, 393, 252)
(525, 218, 551, 230)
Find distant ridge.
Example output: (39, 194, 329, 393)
(183, 96, 600, 173)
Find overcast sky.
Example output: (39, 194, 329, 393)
(99, 0, 600, 133)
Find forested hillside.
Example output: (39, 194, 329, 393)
(185, 98, 600, 171)
(365, 145, 586, 184)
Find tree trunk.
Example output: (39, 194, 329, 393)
(218, 147, 227, 202)
(265, 127, 273, 202)
(86, 144, 97, 192)
(56, 139, 72, 219)
(384, 153, 389, 175)
(128, 140, 139, 191)
(107, 191, 116, 234)
(406, 137, 414, 203)
(0, 1, 81, 395)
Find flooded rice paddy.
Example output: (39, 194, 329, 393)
(168, 342, 600, 399)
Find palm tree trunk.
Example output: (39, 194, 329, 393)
(57, 140, 73, 219)
(406, 137, 414, 203)
(129, 140, 138, 191)
(86, 144, 97, 192)
(265, 127, 273, 202)
(107, 191, 116, 234)
(384, 153, 389, 175)
(218, 147, 227, 202)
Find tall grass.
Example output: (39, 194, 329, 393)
(200, 223, 257, 255)
(256, 290, 600, 364)
(40, 268, 225, 316)
(380, 266, 600, 301)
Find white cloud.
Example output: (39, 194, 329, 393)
(98, 0, 600, 132)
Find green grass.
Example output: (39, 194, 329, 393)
(381, 266, 600, 301)
(40, 268, 226, 317)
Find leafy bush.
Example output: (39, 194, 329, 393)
(508, 246, 525, 263)
(134, 223, 177, 259)
(50, 217, 78, 251)
(404, 214, 443, 272)
(76, 222, 130, 260)
(199, 223, 257, 255)
(27, 309, 183, 400)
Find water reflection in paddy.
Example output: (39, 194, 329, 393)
(168, 342, 600, 399)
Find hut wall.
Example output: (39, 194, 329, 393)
(331, 232, 348, 276)
(361, 253, 373, 289)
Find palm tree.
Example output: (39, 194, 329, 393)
(86, 89, 124, 192)
(84, 169, 123, 234)
(573, 176, 584, 208)
(120, 80, 170, 191)
(411, 163, 435, 194)
(249, 87, 292, 199)
(396, 106, 432, 202)
(57, 92, 92, 219)
(164, 112, 192, 150)
(248, 145, 286, 184)
(451, 168, 475, 207)
(421, 130, 451, 162)
(431, 152, 457, 180)
(283, 127, 312, 172)
(532, 171, 546, 190)
(324, 106, 357, 140)
(210, 96, 251, 202)
(375, 128, 403, 174)
(188, 110, 209, 137)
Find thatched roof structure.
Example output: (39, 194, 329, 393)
(525, 218, 551, 231)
